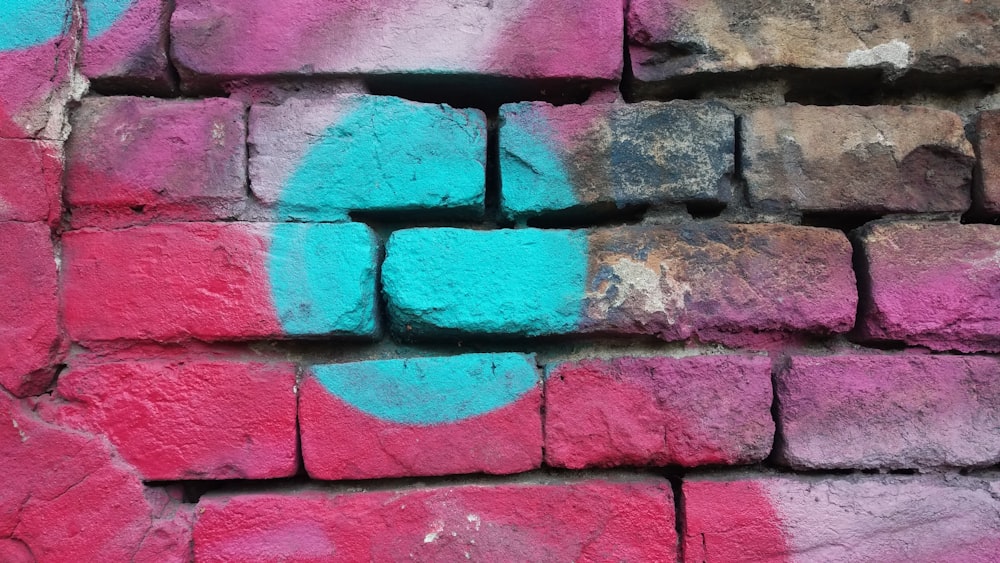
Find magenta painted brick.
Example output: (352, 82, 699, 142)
(777, 354, 1000, 469)
(0, 222, 64, 397)
(66, 97, 247, 228)
(545, 355, 773, 468)
(683, 475, 1000, 562)
(47, 359, 298, 480)
(194, 480, 676, 562)
(0, 139, 62, 224)
(0, 4, 75, 139)
(858, 222, 1000, 352)
(300, 353, 541, 480)
(171, 0, 623, 85)
(62, 222, 379, 343)
(81, 0, 174, 93)
(1, 391, 194, 562)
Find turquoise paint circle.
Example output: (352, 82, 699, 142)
(0, 2, 69, 51)
(313, 354, 538, 425)
(86, 0, 133, 38)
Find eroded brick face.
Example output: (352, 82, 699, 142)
(2, 1, 998, 560)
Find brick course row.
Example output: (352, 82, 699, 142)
(30, 352, 1000, 482)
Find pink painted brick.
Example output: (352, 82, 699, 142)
(977, 110, 1000, 214)
(683, 475, 1000, 562)
(1, 391, 194, 562)
(0, 139, 62, 224)
(300, 353, 541, 480)
(0, 4, 76, 139)
(66, 97, 247, 228)
(0, 222, 64, 397)
(545, 355, 773, 468)
(61, 222, 379, 343)
(46, 359, 298, 480)
(81, 0, 174, 93)
(858, 222, 1000, 352)
(194, 480, 676, 562)
(777, 354, 1000, 469)
(171, 0, 622, 86)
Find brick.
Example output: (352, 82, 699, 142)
(66, 97, 247, 228)
(171, 0, 623, 85)
(744, 105, 974, 214)
(63, 222, 378, 343)
(81, 0, 173, 93)
(301, 353, 541, 480)
(383, 224, 856, 345)
(546, 355, 773, 469)
(250, 96, 486, 221)
(977, 110, 1000, 214)
(778, 355, 1000, 470)
(628, 1, 1000, 88)
(857, 222, 1000, 352)
(48, 360, 298, 480)
(0, 139, 62, 224)
(683, 475, 1000, 562)
(0, 222, 63, 397)
(0, 3, 76, 139)
(1, 391, 194, 562)
(499, 101, 734, 222)
(194, 480, 675, 562)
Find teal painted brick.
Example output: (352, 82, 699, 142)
(250, 95, 487, 222)
(382, 228, 588, 337)
(268, 222, 380, 337)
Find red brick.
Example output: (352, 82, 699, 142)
(62, 222, 379, 343)
(857, 222, 1000, 352)
(0, 139, 62, 224)
(0, 222, 64, 397)
(777, 354, 1000, 469)
(46, 359, 298, 480)
(683, 475, 1000, 562)
(194, 480, 676, 562)
(300, 354, 541, 480)
(1, 391, 193, 562)
(66, 97, 247, 228)
(977, 110, 1000, 214)
(546, 355, 773, 468)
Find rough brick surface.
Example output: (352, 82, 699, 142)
(778, 355, 1000, 469)
(744, 105, 975, 213)
(0, 3, 76, 139)
(977, 110, 1000, 214)
(250, 96, 486, 221)
(628, 0, 1000, 85)
(81, 0, 173, 92)
(546, 355, 773, 468)
(63, 222, 379, 342)
(171, 0, 623, 85)
(383, 224, 856, 344)
(499, 101, 734, 221)
(0, 222, 63, 397)
(1, 391, 193, 562)
(66, 97, 247, 228)
(301, 353, 541, 480)
(684, 475, 1000, 562)
(194, 480, 676, 562)
(0, 139, 62, 224)
(45, 360, 298, 480)
(858, 222, 1000, 352)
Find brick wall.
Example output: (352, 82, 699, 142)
(2, 1, 1000, 561)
